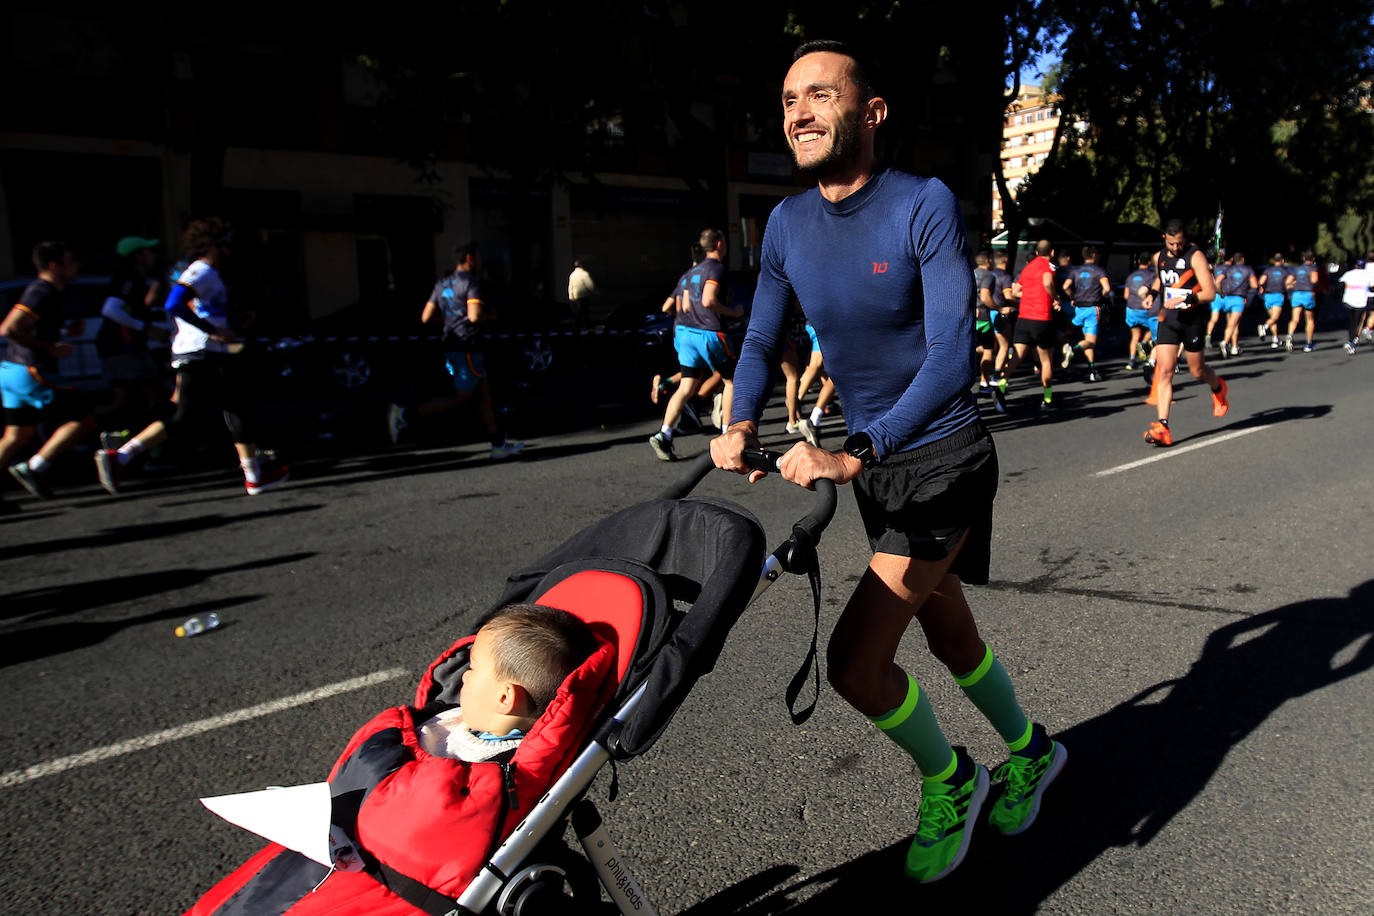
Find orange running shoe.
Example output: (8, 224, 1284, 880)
(1144, 421, 1173, 447)
(1211, 377, 1229, 417)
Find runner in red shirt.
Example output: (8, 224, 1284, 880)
(996, 239, 1060, 411)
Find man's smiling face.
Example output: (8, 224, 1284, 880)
(782, 51, 868, 180)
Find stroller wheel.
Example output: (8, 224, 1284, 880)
(498, 864, 569, 915)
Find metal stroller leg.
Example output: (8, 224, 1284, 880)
(572, 800, 658, 916)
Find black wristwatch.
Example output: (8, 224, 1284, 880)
(843, 431, 879, 470)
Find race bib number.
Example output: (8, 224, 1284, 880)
(1163, 287, 1193, 310)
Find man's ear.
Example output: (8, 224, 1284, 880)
(865, 97, 888, 129)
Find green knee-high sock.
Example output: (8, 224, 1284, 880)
(869, 672, 957, 779)
(955, 645, 1033, 751)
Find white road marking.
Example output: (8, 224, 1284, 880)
(0, 668, 408, 789)
(1094, 425, 1272, 477)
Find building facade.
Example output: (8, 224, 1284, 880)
(992, 86, 1061, 231)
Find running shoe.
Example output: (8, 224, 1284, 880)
(785, 421, 799, 434)
(95, 449, 124, 496)
(8, 462, 52, 499)
(1211, 377, 1229, 418)
(1344, 341, 1356, 355)
(988, 724, 1067, 836)
(1125, 358, 1137, 371)
(1303, 342, 1314, 353)
(1144, 421, 1173, 446)
(904, 748, 989, 883)
(1088, 370, 1101, 382)
(490, 439, 526, 460)
(1258, 324, 1267, 339)
(1270, 337, 1280, 350)
(245, 464, 291, 495)
(798, 418, 821, 447)
(99, 429, 130, 451)
(1362, 328, 1374, 343)
(711, 392, 724, 430)
(992, 386, 1007, 413)
(1231, 344, 1242, 355)
(386, 404, 407, 445)
(1284, 335, 1294, 352)
(1060, 343, 1074, 369)
(648, 432, 676, 462)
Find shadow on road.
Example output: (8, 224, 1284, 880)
(0, 552, 315, 626)
(682, 580, 1374, 914)
(0, 594, 265, 668)
(0, 504, 323, 561)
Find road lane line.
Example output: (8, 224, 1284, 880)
(1094, 425, 1272, 477)
(0, 667, 408, 789)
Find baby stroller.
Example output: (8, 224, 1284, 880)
(189, 450, 835, 915)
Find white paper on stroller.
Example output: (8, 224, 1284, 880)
(201, 783, 333, 867)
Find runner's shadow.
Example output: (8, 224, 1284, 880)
(0, 595, 262, 667)
(684, 581, 1374, 913)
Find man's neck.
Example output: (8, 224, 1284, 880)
(815, 156, 878, 203)
(38, 270, 64, 291)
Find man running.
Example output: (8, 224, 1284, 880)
(386, 243, 524, 459)
(94, 219, 289, 495)
(989, 251, 1017, 399)
(1060, 246, 1111, 381)
(973, 251, 1001, 391)
(1258, 253, 1290, 348)
(1338, 258, 1369, 354)
(648, 228, 740, 461)
(1124, 252, 1157, 370)
(714, 40, 1064, 884)
(1285, 251, 1319, 352)
(96, 236, 170, 438)
(1211, 252, 1256, 358)
(1141, 220, 1229, 447)
(1, 241, 98, 500)
(999, 239, 1059, 411)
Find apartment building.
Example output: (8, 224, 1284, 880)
(992, 86, 1061, 230)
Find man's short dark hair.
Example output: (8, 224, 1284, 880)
(1163, 218, 1187, 236)
(699, 228, 725, 252)
(32, 241, 74, 273)
(974, 250, 990, 267)
(1035, 239, 1052, 257)
(1081, 245, 1098, 261)
(1138, 251, 1153, 266)
(182, 218, 232, 259)
(454, 241, 480, 263)
(792, 39, 876, 100)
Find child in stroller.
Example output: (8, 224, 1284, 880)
(188, 451, 834, 916)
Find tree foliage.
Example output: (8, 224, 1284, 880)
(1014, 0, 1374, 258)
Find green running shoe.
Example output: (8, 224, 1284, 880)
(988, 723, 1067, 836)
(904, 748, 989, 883)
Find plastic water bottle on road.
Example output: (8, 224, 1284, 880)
(175, 613, 221, 638)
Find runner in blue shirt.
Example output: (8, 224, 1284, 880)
(648, 229, 740, 461)
(1059, 246, 1111, 381)
(1211, 252, 1256, 357)
(385, 243, 524, 459)
(1284, 250, 1319, 352)
(712, 40, 1064, 884)
(1258, 254, 1291, 347)
(1123, 252, 1157, 370)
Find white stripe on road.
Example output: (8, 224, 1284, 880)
(0, 668, 408, 789)
(1094, 425, 1272, 477)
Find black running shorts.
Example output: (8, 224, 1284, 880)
(852, 422, 997, 585)
(1013, 317, 1057, 350)
(1157, 305, 1207, 352)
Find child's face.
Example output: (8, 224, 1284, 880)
(459, 628, 508, 735)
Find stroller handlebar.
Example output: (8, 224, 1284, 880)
(657, 448, 838, 547)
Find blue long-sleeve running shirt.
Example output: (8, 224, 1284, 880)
(731, 170, 978, 459)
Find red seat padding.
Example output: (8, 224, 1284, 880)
(536, 570, 646, 685)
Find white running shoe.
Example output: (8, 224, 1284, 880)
(798, 418, 821, 447)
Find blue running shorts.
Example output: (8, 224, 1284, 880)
(1263, 293, 1285, 310)
(674, 325, 733, 375)
(1290, 291, 1315, 309)
(444, 351, 487, 394)
(1071, 305, 1099, 336)
(1217, 295, 1246, 315)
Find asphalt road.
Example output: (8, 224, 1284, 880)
(2, 329, 1372, 915)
